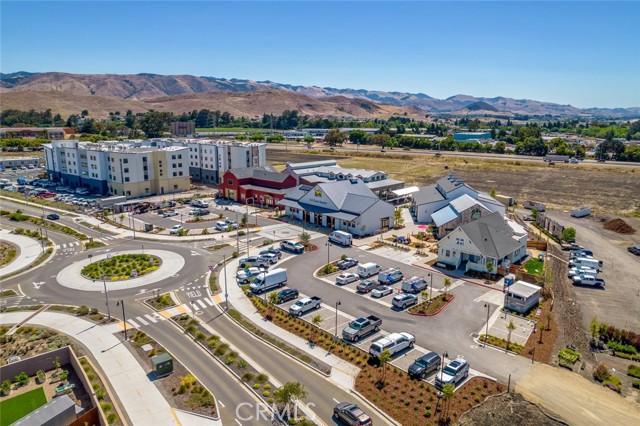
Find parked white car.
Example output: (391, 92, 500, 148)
(336, 272, 359, 285)
(567, 266, 597, 278)
(371, 285, 393, 298)
(169, 224, 183, 234)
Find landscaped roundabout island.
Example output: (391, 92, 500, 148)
(81, 254, 162, 281)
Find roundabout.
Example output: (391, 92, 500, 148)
(80, 253, 162, 281)
(0, 228, 49, 278)
(56, 250, 185, 292)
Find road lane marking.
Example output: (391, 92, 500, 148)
(234, 419, 242, 426)
(196, 299, 207, 309)
(127, 319, 140, 328)
(136, 316, 149, 326)
(144, 314, 158, 323)
(332, 398, 340, 403)
(218, 400, 225, 407)
(204, 298, 214, 306)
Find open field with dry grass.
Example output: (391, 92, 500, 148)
(267, 150, 639, 216)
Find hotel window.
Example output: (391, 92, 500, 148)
(124, 168, 129, 173)
(123, 159, 128, 164)
(124, 177, 130, 182)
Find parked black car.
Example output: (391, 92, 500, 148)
(46, 213, 60, 220)
(628, 245, 640, 256)
(408, 351, 441, 379)
(333, 402, 372, 426)
(276, 288, 299, 304)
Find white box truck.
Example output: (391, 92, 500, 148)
(357, 262, 381, 278)
(570, 206, 591, 218)
(249, 268, 287, 294)
(328, 230, 352, 246)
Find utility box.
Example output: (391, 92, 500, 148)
(504, 273, 516, 287)
(144, 223, 154, 232)
(152, 353, 173, 377)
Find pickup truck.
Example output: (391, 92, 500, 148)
(342, 315, 382, 342)
(572, 275, 605, 287)
(289, 296, 322, 316)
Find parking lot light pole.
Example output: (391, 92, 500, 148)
(428, 272, 433, 303)
(483, 303, 490, 347)
(101, 254, 112, 321)
(326, 241, 331, 267)
(334, 300, 341, 340)
(245, 198, 254, 257)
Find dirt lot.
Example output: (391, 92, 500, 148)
(267, 150, 640, 216)
(543, 211, 640, 332)
(458, 392, 566, 426)
(516, 363, 640, 426)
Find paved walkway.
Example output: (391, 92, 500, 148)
(218, 255, 360, 390)
(0, 229, 44, 276)
(0, 311, 187, 426)
(56, 249, 185, 291)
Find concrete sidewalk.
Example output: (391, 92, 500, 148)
(218, 256, 360, 390)
(0, 311, 218, 426)
(0, 229, 45, 276)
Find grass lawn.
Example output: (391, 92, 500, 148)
(81, 254, 161, 280)
(0, 387, 47, 426)
(523, 258, 544, 276)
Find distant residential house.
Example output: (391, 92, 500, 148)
(0, 127, 67, 139)
(411, 174, 505, 224)
(436, 212, 527, 273)
(218, 166, 297, 207)
(277, 179, 394, 236)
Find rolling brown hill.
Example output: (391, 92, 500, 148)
(0, 89, 424, 119)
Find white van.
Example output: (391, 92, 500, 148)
(329, 230, 352, 246)
(357, 262, 381, 278)
(215, 221, 229, 231)
(569, 257, 602, 271)
(249, 268, 287, 294)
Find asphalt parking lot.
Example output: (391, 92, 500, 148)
(544, 211, 640, 330)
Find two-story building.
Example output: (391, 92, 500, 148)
(436, 212, 527, 273)
(431, 194, 493, 238)
(217, 167, 298, 207)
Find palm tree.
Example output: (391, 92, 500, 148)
(546, 312, 553, 331)
(443, 277, 452, 300)
(377, 349, 392, 387)
(506, 319, 516, 351)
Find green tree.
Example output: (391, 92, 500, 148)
(561, 227, 576, 243)
(485, 261, 494, 280)
(443, 277, 452, 300)
(393, 208, 404, 228)
(118, 214, 125, 225)
(506, 319, 516, 351)
(303, 135, 314, 143)
(493, 141, 506, 154)
(590, 317, 599, 340)
(442, 383, 455, 420)
(250, 133, 265, 141)
(377, 349, 392, 386)
(267, 291, 279, 319)
(546, 312, 553, 331)
(274, 381, 308, 407)
(299, 232, 310, 246)
(235, 134, 247, 141)
(324, 129, 347, 146)
(15, 372, 29, 386)
(266, 134, 284, 142)
(349, 129, 368, 145)
(311, 314, 322, 342)
(241, 213, 248, 227)
(138, 111, 170, 138)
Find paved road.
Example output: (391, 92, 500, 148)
(282, 236, 533, 384)
(266, 143, 640, 168)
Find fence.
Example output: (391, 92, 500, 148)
(527, 240, 548, 251)
(536, 213, 565, 241)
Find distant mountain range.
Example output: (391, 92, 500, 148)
(1, 71, 638, 119)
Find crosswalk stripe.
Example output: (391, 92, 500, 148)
(62, 243, 67, 248)
(196, 299, 207, 309)
(144, 314, 158, 323)
(127, 319, 140, 328)
(73, 242, 80, 246)
(136, 316, 149, 326)
(204, 298, 214, 306)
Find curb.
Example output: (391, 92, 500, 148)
(473, 336, 521, 356)
(410, 262, 502, 292)
(349, 387, 402, 426)
(408, 294, 455, 317)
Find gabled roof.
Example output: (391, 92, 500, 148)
(283, 179, 380, 215)
(508, 280, 541, 298)
(449, 194, 485, 213)
(432, 206, 458, 227)
(412, 184, 445, 205)
(457, 212, 521, 259)
(436, 174, 470, 194)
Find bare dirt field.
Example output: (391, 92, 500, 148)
(516, 363, 640, 426)
(267, 150, 640, 216)
(458, 392, 566, 426)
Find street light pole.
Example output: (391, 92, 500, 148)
(130, 211, 136, 239)
(428, 272, 433, 302)
(101, 255, 112, 321)
(326, 241, 331, 266)
(116, 300, 127, 340)
(334, 300, 341, 339)
(483, 303, 490, 347)
(223, 255, 229, 311)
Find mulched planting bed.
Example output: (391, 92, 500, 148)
(355, 361, 506, 426)
(145, 294, 176, 311)
(408, 294, 453, 316)
(479, 334, 524, 354)
(81, 254, 161, 281)
(0, 242, 18, 268)
(127, 330, 217, 419)
(520, 299, 558, 364)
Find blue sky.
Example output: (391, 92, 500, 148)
(2, 1, 639, 108)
